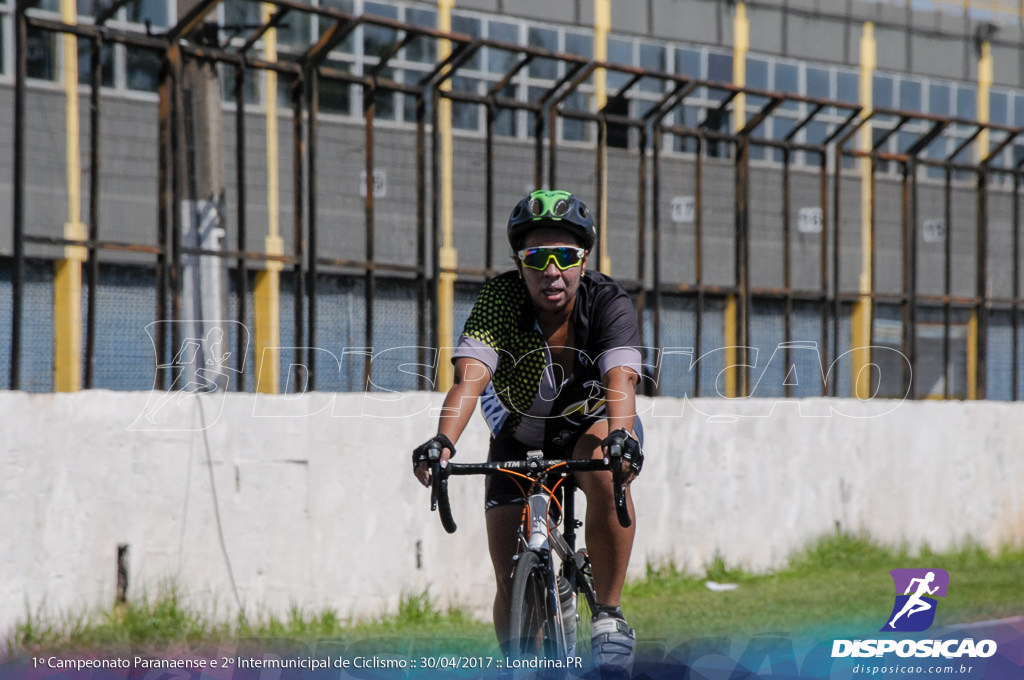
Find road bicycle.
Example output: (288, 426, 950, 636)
(425, 443, 632, 672)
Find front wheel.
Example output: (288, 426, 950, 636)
(507, 550, 565, 662)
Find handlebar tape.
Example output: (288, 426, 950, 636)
(437, 471, 457, 534)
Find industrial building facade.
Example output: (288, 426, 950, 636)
(2, 0, 1024, 400)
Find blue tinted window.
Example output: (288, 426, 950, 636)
(452, 15, 482, 70)
(320, 0, 355, 53)
(126, 44, 161, 91)
(404, 8, 436, 63)
(564, 31, 591, 59)
(363, 2, 398, 59)
(452, 76, 479, 129)
(607, 37, 632, 64)
(775, 62, 799, 111)
(26, 26, 55, 80)
(806, 121, 828, 146)
(562, 90, 588, 141)
(836, 70, 858, 104)
(675, 48, 701, 78)
(77, 37, 116, 87)
(899, 78, 921, 112)
(989, 91, 1008, 125)
(607, 37, 632, 90)
(707, 51, 732, 101)
(487, 21, 519, 75)
(321, 60, 351, 114)
(278, 12, 312, 47)
(528, 26, 558, 79)
(527, 85, 545, 137)
(127, 0, 169, 27)
(224, 0, 260, 27)
(639, 43, 665, 92)
(956, 84, 975, 119)
(806, 66, 830, 98)
(928, 82, 950, 115)
(707, 51, 731, 81)
(873, 74, 893, 109)
(372, 65, 396, 119)
(774, 62, 799, 94)
(745, 57, 769, 109)
(746, 57, 768, 89)
(493, 83, 518, 137)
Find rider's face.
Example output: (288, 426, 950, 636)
(516, 227, 588, 317)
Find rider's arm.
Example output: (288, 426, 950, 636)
(602, 364, 639, 436)
(603, 366, 642, 486)
(414, 357, 491, 487)
(436, 356, 492, 455)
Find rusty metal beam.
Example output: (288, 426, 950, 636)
(239, 7, 291, 54)
(166, 0, 222, 42)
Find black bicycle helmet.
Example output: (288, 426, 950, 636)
(506, 190, 597, 251)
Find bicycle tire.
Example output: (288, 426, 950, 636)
(508, 550, 565, 662)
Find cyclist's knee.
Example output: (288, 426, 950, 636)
(576, 467, 616, 502)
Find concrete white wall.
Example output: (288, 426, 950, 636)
(2, 390, 1022, 639)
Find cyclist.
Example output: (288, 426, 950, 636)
(413, 190, 644, 676)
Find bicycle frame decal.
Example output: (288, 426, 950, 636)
(526, 493, 551, 551)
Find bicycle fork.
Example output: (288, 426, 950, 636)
(520, 491, 570, 655)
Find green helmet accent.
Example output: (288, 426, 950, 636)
(506, 189, 597, 251)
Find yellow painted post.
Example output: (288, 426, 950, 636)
(851, 22, 876, 399)
(254, 2, 283, 394)
(55, 0, 86, 392)
(968, 38, 993, 400)
(723, 2, 748, 399)
(723, 296, 738, 398)
(594, 0, 611, 275)
(593, 0, 612, 274)
(977, 39, 992, 162)
(732, 2, 747, 133)
(436, 0, 458, 391)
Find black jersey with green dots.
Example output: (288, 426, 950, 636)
(451, 270, 643, 449)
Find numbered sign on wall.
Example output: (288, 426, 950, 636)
(922, 218, 946, 244)
(671, 196, 696, 224)
(797, 207, 823, 234)
(359, 170, 387, 198)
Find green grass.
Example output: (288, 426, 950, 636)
(624, 532, 1024, 651)
(6, 533, 1024, 660)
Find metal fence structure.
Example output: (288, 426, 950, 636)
(8, 1, 1024, 399)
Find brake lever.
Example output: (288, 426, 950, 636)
(606, 442, 632, 528)
(428, 445, 441, 512)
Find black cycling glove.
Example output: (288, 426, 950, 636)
(601, 429, 644, 477)
(412, 433, 456, 469)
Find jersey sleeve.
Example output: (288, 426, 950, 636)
(450, 274, 522, 373)
(592, 282, 644, 378)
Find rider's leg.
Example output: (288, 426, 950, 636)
(907, 601, 932, 617)
(486, 503, 524, 650)
(571, 419, 635, 608)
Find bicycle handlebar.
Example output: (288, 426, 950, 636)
(426, 447, 632, 533)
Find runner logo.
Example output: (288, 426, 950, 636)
(881, 568, 949, 632)
(833, 568, 997, 659)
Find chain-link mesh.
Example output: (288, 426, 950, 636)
(370, 278, 425, 393)
(5, 260, 57, 392)
(88, 264, 159, 391)
(986, 310, 1018, 401)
